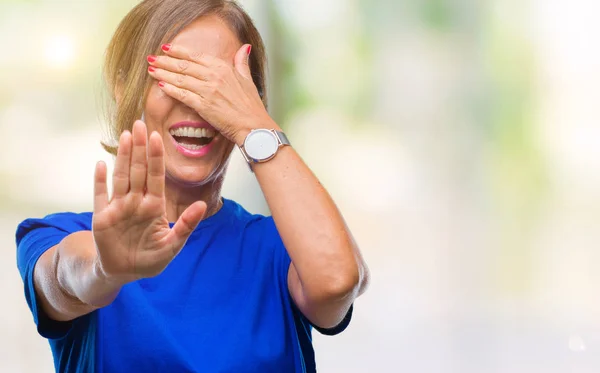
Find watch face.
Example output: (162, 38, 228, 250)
(244, 129, 279, 161)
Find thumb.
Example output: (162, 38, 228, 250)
(234, 44, 252, 80)
(168, 201, 207, 249)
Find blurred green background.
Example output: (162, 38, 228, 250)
(2, 0, 600, 372)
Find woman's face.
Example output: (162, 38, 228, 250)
(143, 15, 241, 186)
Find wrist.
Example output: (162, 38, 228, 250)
(92, 256, 132, 289)
(85, 257, 125, 307)
(233, 115, 281, 146)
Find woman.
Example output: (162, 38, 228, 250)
(16, 0, 369, 372)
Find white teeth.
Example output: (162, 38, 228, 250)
(169, 127, 215, 139)
(178, 143, 206, 150)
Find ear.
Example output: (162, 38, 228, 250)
(234, 44, 252, 80)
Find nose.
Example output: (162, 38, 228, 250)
(177, 102, 205, 122)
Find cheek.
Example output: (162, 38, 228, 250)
(222, 142, 235, 160)
(144, 84, 174, 132)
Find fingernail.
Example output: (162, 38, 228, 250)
(246, 45, 252, 55)
(161, 44, 171, 52)
(158, 81, 165, 88)
(147, 55, 157, 63)
(148, 66, 156, 72)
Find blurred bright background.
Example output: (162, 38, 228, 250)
(1, 0, 600, 372)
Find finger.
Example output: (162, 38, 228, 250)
(161, 43, 221, 67)
(129, 120, 148, 193)
(94, 161, 109, 212)
(157, 81, 207, 112)
(112, 130, 132, 198)
(168, 201, 207, 253)
(148, 67, 207, 94)
(146, 131, 165, 197)
(148, 54, 211, 82)
(234, 44, 252, 80)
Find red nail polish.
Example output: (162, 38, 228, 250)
(148, 66, 156, 72)
(158, 81, 165, 88)
(147, 55, 157, 63)
(246, 45, 252, 55)
(161, 44, 171, 52)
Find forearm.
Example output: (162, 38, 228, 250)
(251, 129, 368, 301)
(35, 231, 122, 322)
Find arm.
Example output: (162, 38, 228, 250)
(33, 231, 122, 322)
(248, 126, 370, 329)
(147, 43, 370, 329)
(32, 124, 205, 324)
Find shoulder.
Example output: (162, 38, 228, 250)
(220, 198, 282, 246)
(16, 211, 93, 245)
(221, 198, 271, 229)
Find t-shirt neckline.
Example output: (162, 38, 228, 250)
(168, 197, 233, 231)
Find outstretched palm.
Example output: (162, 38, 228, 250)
(92, 120, 206, 284)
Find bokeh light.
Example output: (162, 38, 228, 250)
(43, 34, 76, 69)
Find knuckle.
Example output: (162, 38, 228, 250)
(131, 163, 146, 173)
(217, 66, 229, 78)
(113, 173, 128, 182)
(175, 74, 186, 86)
(189, 51, 203, 63)
(207, 83, 218, 95)
(148, 170, 163, 178)
(177, 59, 189, 72)
(178, 88, 188, 100)
(207, 71, 218, 82)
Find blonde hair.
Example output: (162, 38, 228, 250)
(102, 0, 268, 154)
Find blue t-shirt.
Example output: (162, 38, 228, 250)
(16, 198, 352, 373)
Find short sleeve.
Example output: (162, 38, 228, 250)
(264, 217, 353, 336)
(15, 212, 92, 339)
(311, 304, 353, 336)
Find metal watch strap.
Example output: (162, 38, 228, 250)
(239, 129, 290, 172)
(274, 130, 290, 146)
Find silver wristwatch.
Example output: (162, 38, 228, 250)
(238, 129, 290, 171)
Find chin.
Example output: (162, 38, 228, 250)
(165, 160, 230, 188)
(162, 133, 234, 188)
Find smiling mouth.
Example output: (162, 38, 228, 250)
(169, 126, 216, 150)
